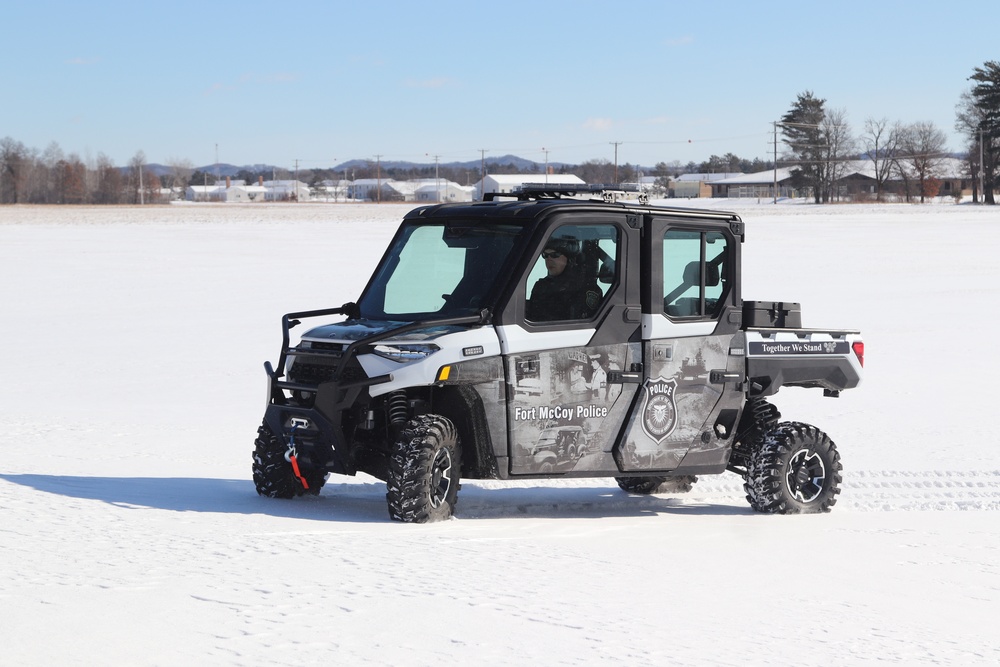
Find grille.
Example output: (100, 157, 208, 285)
(311, 341, 345, 352)
(289, 358, 365, 385)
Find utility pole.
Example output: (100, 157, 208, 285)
(980, 128, 985, 204)
(375, 154, 382, 204)
(773, 122, 778, 204)
(478, 148, 488, 199)
(542, 147, 549, 184)
(610, 141, 622, 184)
(427, 154, 441, 202)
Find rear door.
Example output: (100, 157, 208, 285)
(613, 215, 745, 474)
(496, 211, 642, 475)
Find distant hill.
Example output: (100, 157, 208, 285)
(127, 163, 263, 178)
(136, 155, 646, 179)
(334, 154, 564, 172)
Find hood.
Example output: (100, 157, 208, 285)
(301, 318, 468, 344)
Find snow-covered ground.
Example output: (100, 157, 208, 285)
(1, 200, 998, 665)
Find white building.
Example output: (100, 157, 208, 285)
(262, 180, 310, 202)
(670, 173, 743, 198)
(349, 178, 474, 203)
(412, 179, 475, 203)
(315, 180, 352, 201)
(185, 178, 250, 202)
(475, 174, 585, 200)
(349, 178, 399, 201)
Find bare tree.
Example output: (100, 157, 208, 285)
(55, 156, 87, 204)
(165, 157, 194, 193)
(651, 161, 674, 196)
(93, 153, 122, 204)
(863, 117, 903, 201)
(900, 121, 948, 203)
(821, 108, 856, 202)
(0, 137, 30, 203)
(40, 141, 66, 204)
(576, 159, 616, 184)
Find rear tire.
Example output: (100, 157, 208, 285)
(616, 475, 697, 494)
(252, 422, 326, 498)
(386, 415, 461, 523)
(744, 422, 842, 514)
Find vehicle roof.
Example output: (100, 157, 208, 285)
(403, 197, 742, 224)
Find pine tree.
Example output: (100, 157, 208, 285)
(780, 92, 827, 203)
(969, 61, 1000, 204)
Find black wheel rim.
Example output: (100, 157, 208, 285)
(786, 449, 826, 503)
(429, 447, 453, 509)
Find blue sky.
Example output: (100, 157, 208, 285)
(2, 0, 995, 170)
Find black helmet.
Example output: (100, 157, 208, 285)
(543, 235, 581, 257)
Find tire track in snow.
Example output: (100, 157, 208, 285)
(685, 470, 1000, 512)
(838, 469, 1000, 511)
(462, 470, 1000, 516)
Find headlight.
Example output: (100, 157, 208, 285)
(371, 343, 440, 362)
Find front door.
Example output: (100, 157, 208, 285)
(614, 218, 745, 473)
(498, 214, 642, 475)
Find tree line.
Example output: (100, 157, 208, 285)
(0, 142, 162, 205)
(4, 60, 999, 205)
(0, 140, 769, 206)
(779, 60, 1000, 204)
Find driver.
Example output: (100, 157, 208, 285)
(526, 238, 602, 322)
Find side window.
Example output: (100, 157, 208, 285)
(663, 229, 728, 318)
(525, 223, 619, 323)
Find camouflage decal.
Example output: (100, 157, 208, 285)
(508, 344, 632, 475)
(640, 377, 678, 443)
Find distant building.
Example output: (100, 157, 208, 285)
(185, 178, 251, 202)
(708, 158, 974, 201)
(475, 174, 585, 200)
(670, 173, 743, 198)
(708, 169, 796, 199)
(349, 178, 474, 203)
(349, 179, 402, 202)
(412, 179, 475, 203)
(185, 178, 302, 202)
(262, 180, 310, 202)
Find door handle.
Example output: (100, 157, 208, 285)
(710, 370, 742, 384)
(608, 370, 641, 384)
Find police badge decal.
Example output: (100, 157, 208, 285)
(640, 377, 678, 443)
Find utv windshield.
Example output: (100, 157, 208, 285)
(358, 220, 525, 320)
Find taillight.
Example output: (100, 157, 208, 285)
(852, 341, 865, 367)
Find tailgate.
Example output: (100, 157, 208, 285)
(745, 328, 864, 397)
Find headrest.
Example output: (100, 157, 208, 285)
(682, 261, 720, 287)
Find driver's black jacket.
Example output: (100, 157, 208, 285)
(525, 269, 602, 322)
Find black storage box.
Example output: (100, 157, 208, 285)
(742, 300, 802, 328)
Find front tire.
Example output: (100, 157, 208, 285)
(252, 422, 326, 498)
(744, 422, 842, 514)
(386, 415, 461, 523)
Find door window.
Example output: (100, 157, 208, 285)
(524, 224, 619, 323)
(663, 229, 728, 319)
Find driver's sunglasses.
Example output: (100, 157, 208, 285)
(541, 250, 564, 259)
